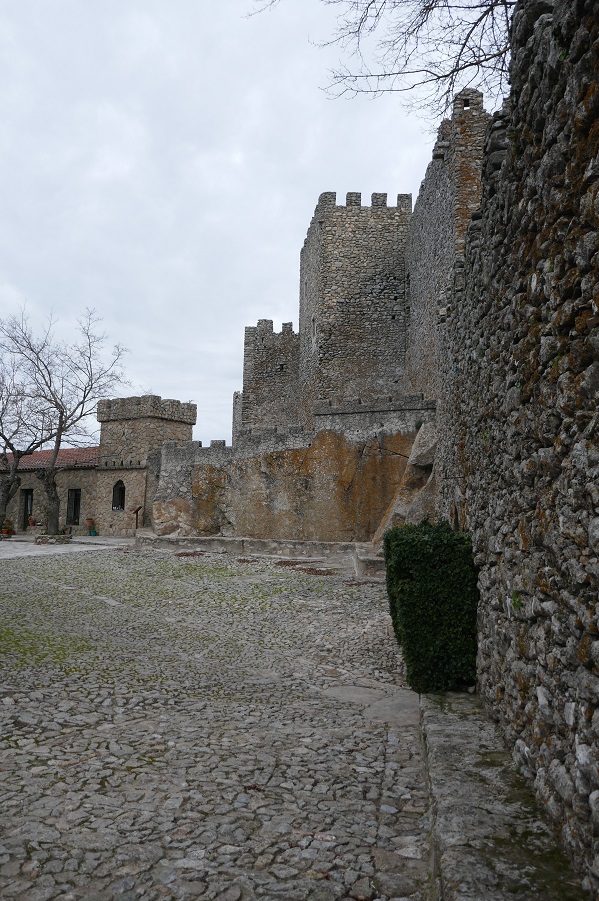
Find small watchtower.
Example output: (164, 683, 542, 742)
(97, 395, 197, 467)
(94, 395, 197, 535)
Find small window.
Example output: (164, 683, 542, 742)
(66, 489, 81, 525)
(112, 480, 126, 511)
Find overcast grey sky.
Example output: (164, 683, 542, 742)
(0, 0, 436, 445)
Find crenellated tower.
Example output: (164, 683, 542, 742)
(298, 191, 412, 429)
(97, 395, 197, 467)
(233, 320, 300, 441)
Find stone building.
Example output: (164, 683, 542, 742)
(2, 395, 196, 536)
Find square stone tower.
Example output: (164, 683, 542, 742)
(97, 395, 197, 467)
(233, 320, 300, 441)
(298, 191, 412, 429)
(95, 395, 197, 533)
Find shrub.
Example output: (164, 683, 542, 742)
(384, 520, 479, 692)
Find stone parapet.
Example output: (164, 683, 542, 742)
(97, 395, 197, 425)
(314, 191, 412, 213)
(313, 396, 435, 438)
(312, 394, 433, 415)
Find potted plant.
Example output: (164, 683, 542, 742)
(28, 515, 36, 527)
(1, 519, 14, 536)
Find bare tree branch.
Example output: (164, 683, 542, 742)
(251, 0, 515, 113)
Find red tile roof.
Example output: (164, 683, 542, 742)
(1, 446, 99, 471)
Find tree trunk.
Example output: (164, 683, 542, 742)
(0, 470, 21, 528)
(38, 469, 60, 534)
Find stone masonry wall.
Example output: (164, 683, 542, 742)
(436, 0, 599, 888)
(153, 429, 415, 542)
(237, 320, 300, 435)
(5, 469, 97, 536)
(405, 90, 489, 400)
(298, 192, 412, 428)
(4, 464, 147, 538)
(312, 394, 435, 439)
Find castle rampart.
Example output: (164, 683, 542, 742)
(432, 4, 599, 889)
(312, 394, 435, 438)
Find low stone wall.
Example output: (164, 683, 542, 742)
(35, 534, 73, 545)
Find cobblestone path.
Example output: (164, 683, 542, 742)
(0, 547, 431, 901)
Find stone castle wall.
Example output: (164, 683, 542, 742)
(405, 91, 489, 399)
(298, 192, 412, 428)
(435, 1, 599, 889)
(312, 394, 435, 439)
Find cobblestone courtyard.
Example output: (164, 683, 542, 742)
(0, 546, 431, 901)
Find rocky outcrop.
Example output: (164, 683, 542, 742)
(373, 423, 438, 543)
(155, 430, 415, 543)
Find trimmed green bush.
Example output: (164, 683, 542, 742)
(384, 520, 479, 692)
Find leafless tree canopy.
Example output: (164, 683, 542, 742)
(0, 308, 127, 530)
(254, 0, 515, 112)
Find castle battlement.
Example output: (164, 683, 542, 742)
(315, 191, 412, 213)
(97, 395, 197, 425)
(245, 320, 296, 338)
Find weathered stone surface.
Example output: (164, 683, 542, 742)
(0, 543, 587, 899)
(433, 1, 599, 889)
(405, 90, 489, 401)
(422, 693, 588, 900)
(156, 430, 415, 543)
(0, 545, 433, 901)
(372, 424, 439, 541)
(406, 422, 437, 468)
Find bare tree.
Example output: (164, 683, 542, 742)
(253, 0, 515, 112)
(0, 309, 127, 534)
(0, 358, 50, 528)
